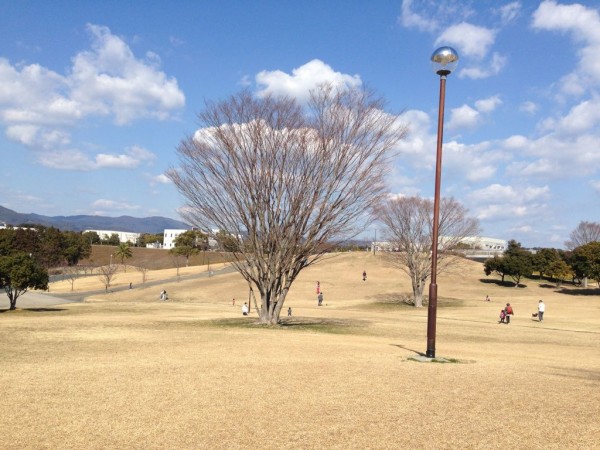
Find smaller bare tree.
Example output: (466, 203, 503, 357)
(565, 221, 600, 250)
(62, 265, 81, 292)
(98, 264, 118, 292)
(377, 196, 480, 307)
(80, 263, 96, 276)
(170, 254, 184, 279)
(136, 264, 150, 285)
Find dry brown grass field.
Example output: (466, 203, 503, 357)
(1, 252, 599, 449)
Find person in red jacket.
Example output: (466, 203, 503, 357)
(504, 303, 514, 324)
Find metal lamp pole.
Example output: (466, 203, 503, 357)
(426, 47, 459, 358)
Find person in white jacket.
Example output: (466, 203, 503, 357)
(538, 300, 545, 322)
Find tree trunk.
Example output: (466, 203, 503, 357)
(412, 279, 425, 308)
(9, 293, 16, 310)
(257, 283, 291, 325)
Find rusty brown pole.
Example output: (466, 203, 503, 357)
(426, 71, 449, 359)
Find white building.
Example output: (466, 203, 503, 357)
(163, 229, 189, 249)
(85, 229, 140, 244)
(163, 228, 221, 250)
(371, 236, 507, 254)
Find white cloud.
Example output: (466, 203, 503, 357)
(470, 183, 549, 203)
(519, 101, 538, 115)
(501, 133, 600, 178)
(435, 22, 496, 59)
(154, 174, 172, 184)
(506, 159, 559, 177)
(468, 183, 550, 221)
(443, 140, 500, 183)
(459, 52, 506, 80)
(554, 97, 600, 135)
(35, 145, 157, 170)
(495, 2, 522, 25)
(445, 95, 500, 130)
(255, 59, 362, 102)
(591, 179, 600, 193)
(447, 104, 480, 130)
(511, 224, 532, 233)
(399, 0, 438, 33)
(532, 1, 600, 95)
(91, 199, 140, 213)
(0, 24, 185, 168)
(475, 95, 502, 113)
(503, 135, 529, 149)
(95, 153, 140, 169)
(70, 24, 185, 125)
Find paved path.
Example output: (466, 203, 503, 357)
(5, 264, 238, 310)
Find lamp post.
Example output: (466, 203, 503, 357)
(426, 46, 459, 359)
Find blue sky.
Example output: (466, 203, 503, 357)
(1, 0, 599, 248)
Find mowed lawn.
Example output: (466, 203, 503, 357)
(1, 252, 599, 449)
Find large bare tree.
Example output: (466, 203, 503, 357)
(169, 86, 407, 324)
(565, 221, 600, 250)
(376, 196, 480, 307)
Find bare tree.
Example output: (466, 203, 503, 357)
(136, 264, 150, 285)
(170, 254, 184, 279)
(169, 86, 407, 324)
(62, 265, 81, 292)
(80, 263, 96, 276)
(565, 221, 600, 250)
(98, 264, 118, 293)
(376, 196, 480, 307)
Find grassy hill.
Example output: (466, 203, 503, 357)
(2, 251, 599, 448)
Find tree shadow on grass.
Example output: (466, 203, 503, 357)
(365, 292, 415, 307)
(539, 283, 561, 289)
(0, 307, 67, 313)
(362, 292, 465, 309)
(479, 278, 527, 288)
(556, 287, 600, 296)
(202, 316, 369, 335)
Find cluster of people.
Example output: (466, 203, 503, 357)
(498, 300, 546, 324)
(499, 303, 514, 324)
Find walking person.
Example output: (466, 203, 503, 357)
(288, 307, 292, 317)
(317, 292, 323, 306)
(242, 302, 249, 316)
(504, 303, 514, 324)
(538, 300, 545, 322)
(316, 281, 320, 294)
(499, 309, 506, 324)
(362, 270, 367, 281)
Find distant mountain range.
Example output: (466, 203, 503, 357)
(0, 205, 189, 234)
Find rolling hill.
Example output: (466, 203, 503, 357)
(0, 205, 189, 233)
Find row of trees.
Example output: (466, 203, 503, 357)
(484, 239, 600, 288)
(0, 226, 81, 309)
(1, 226, 92, 268)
